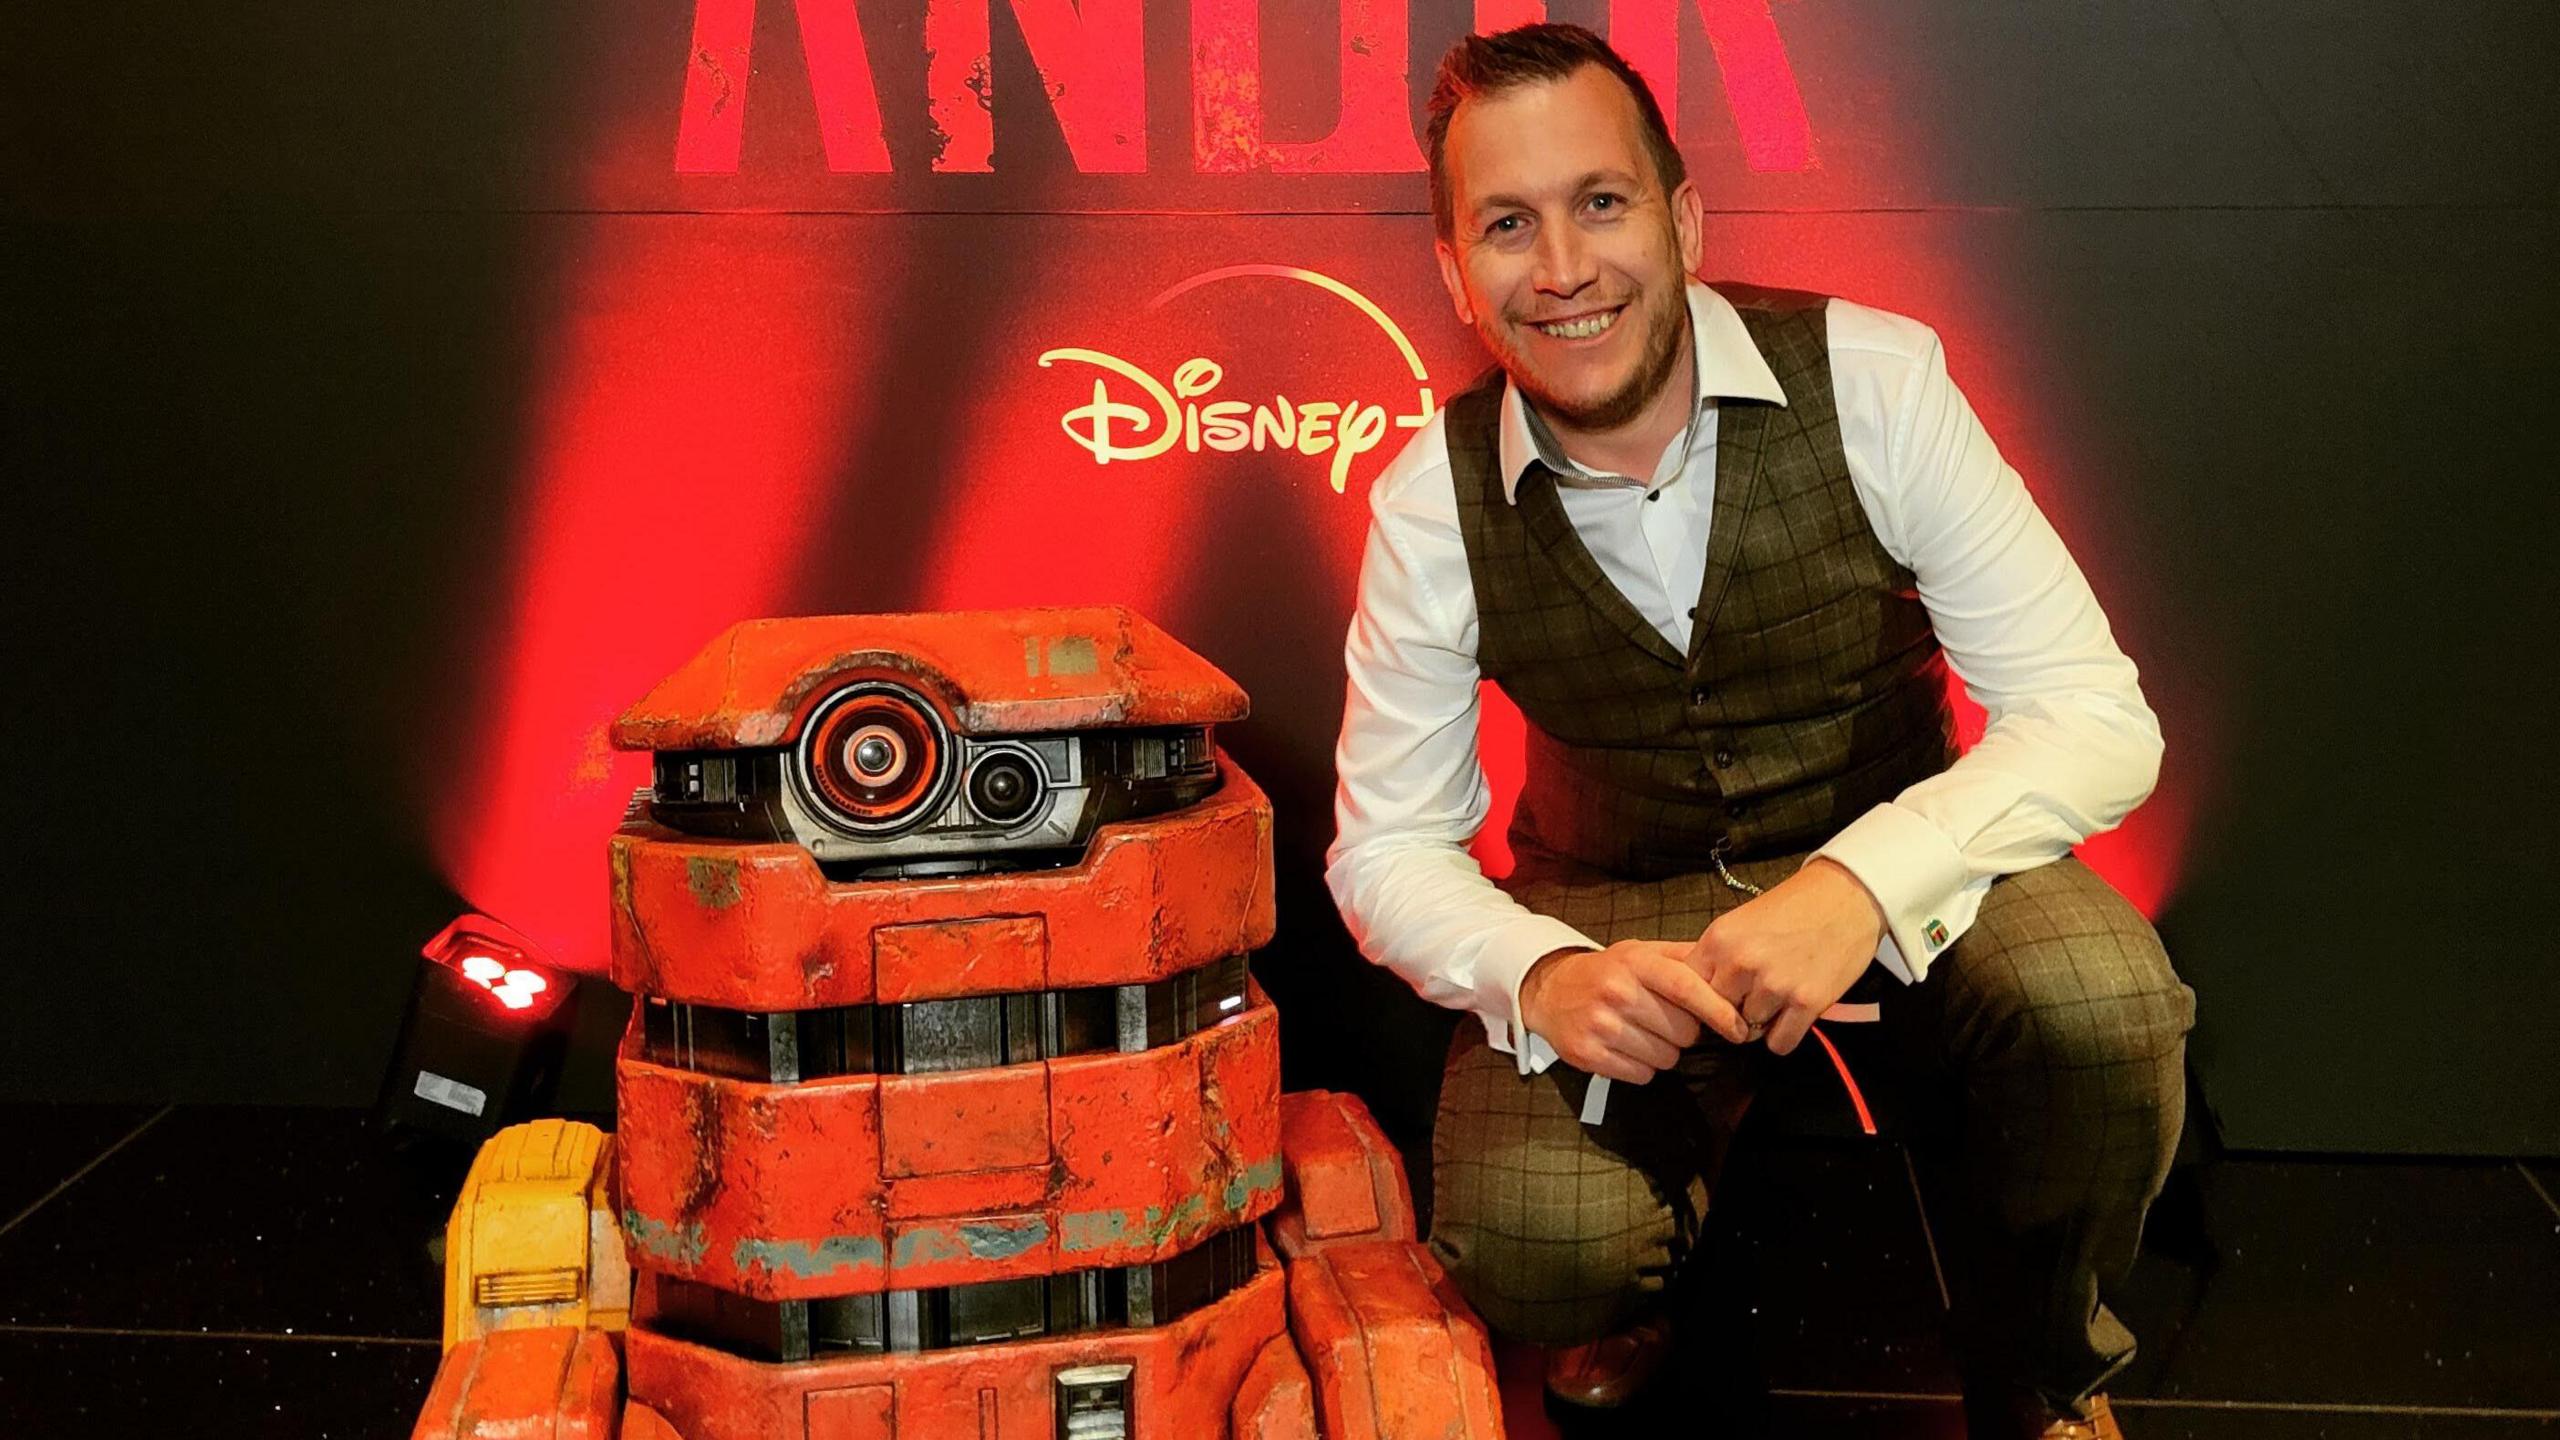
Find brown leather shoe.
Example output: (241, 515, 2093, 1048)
(1542, 1313, 1673, 1409)
(2007, 1389, 2124, 1439)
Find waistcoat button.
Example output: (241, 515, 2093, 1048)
(1713, 748, 1735, 768)
(1689, 684, 1712, 705)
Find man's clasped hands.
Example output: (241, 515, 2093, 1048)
(1514, 856, 1890, 1084)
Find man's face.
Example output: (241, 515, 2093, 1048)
(1435, 64, 1705, 433)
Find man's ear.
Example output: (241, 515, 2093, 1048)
(1669, 178, 1710, 279)
(1435, 239, 1476, 326)
(1672, 178, 1705, 277)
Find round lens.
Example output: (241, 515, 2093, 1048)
(968, 752, 1043, 825)
(803, 686, 947, 829)
(848, 728, 902, 780)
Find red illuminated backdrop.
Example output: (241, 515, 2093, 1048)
(435, 0, 2201, 981)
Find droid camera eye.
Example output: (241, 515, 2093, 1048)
(848, 728, 903, 780)
(967, 750, 1045, 826)
(802, 683, 950, 830)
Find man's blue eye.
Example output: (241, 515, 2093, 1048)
(1489, 215, 1522, 235)
(1590, 193, 1623, 212)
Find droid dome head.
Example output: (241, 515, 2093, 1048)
(614, 607, 1245, 878)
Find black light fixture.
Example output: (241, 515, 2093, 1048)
(378, 911, 581, 1143)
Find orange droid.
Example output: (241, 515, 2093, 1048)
(413, 606, 1504, 1440)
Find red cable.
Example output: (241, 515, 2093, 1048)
(1807, 1022, 1877, 1136)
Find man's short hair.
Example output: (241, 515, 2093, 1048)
(1425, 23, 1688, 241)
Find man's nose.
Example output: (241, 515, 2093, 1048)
(1531, 218, 1597, 296)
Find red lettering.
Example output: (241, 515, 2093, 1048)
(1697, 0, 1814, 170)
(674, 0, 756, 173)
(1191, 0, 1426, 172)
(1607, 0, 1813, 170)
(1191, 0, 1263, 171)
(799, 0, 894, 171)
(928, 0, 1146, 172)
(675, 0, 891, 173)
(673, 0, 1813, 177)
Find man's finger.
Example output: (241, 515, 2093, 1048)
(1765, 1003, 1816, 1057)
(1707, 958, 1755, 1010)
(1607, 1020, 1680, 1073)
(1632, 950, 1752, 1044)
(1579, 1047, 1657, 1085)
(1689, 931, 1759, 1009)
(1619, 986, 1704, 1051)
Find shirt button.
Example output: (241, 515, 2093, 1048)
(1713, 748, 1735, 768)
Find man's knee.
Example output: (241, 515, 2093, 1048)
(1426, 1031, 1706, 1343)
(1957, 860, 2198, 1073)
(1427, 1210, 1669, 1345)
(1426, 1110, 1692, 1344)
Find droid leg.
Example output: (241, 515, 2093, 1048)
(1268, 1091, 1505, 1439)
(412, 1328, 622, 1440)
(412, 1118, 634, 1440)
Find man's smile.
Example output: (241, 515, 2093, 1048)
(1526, 305, 1625, 341)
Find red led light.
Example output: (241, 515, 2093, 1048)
(422, 913, 571, 1021)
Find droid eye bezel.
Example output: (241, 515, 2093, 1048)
(962, 743, 1051, 829)
(792, 680, 957, 837)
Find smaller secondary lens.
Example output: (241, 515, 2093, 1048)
(968, 753, 1043, 825)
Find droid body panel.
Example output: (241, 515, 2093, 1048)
(414, 607, 1502, 1440)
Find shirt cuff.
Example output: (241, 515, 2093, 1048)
(1477, 913, 1599, 1076)
(1812, 803, 1972, 987)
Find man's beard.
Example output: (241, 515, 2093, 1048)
(1500, 278, 1690, 433)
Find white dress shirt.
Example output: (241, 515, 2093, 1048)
(1327, 281, 2163, 1075)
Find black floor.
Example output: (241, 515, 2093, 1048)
(0, 1105, 2554, 1438)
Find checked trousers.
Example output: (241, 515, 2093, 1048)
(1426, 849, 2198, 1415)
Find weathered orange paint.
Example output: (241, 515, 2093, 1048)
(1050, 996, 1282, 1259)
(608, 758, 1275, 1009)
(1287, 1240, 1506, 1440)
(880, 1167, 1049, 1220)
(1267, 1089, 1417, 1258)
(612, 607, 1246, 753)
(878, 1067, 1050, 1178)
(615, 1060, 882, 1289)
(614, 1002, 1283, 1298)
(623, 1265, 1289, 1440)
(1230, 1332, 1320, 1440)
(411, 1327, 622, 1440)
(804, 1383, 897, 1440)
(621, 1400, 686, 1440)
(870, 915, 1047, 1002)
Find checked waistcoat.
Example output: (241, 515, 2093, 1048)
(1451, 284, 1956, 881)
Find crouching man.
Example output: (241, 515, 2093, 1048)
(1325, 24, 2197, 1438)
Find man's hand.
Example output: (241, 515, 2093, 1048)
(1689, 857, 1888, 1057)
(1519, 939, 1754, 1084)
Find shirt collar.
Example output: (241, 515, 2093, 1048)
(1495, 280, 1788, 504)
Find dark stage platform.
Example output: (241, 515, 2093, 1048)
(1, 1104, 2553, 1438)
